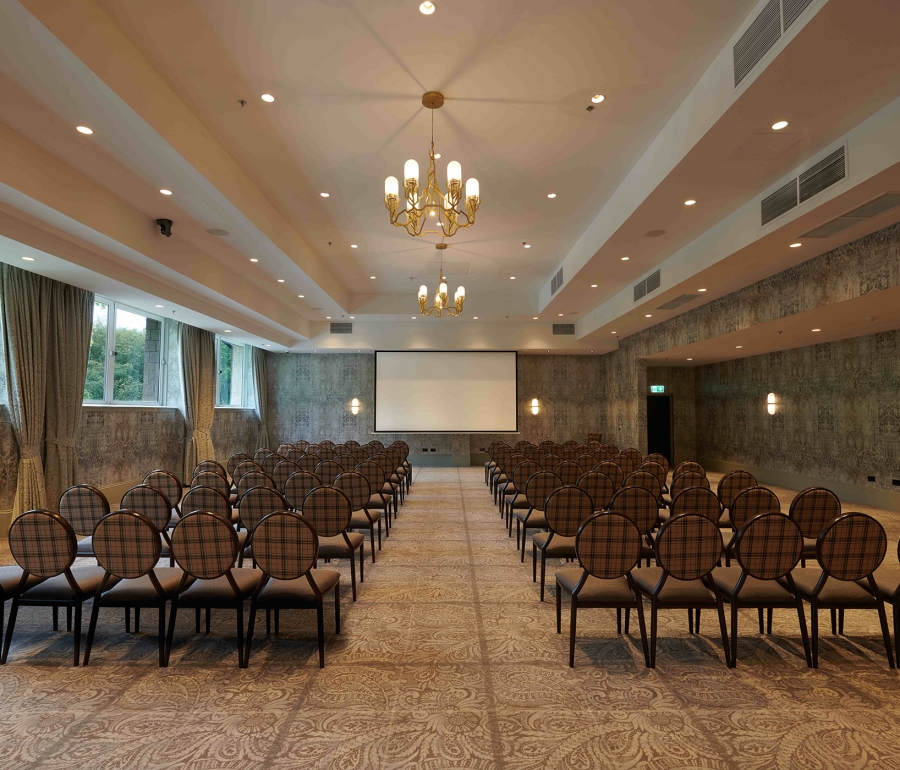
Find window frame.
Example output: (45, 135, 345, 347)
(83, 296, 167, 406)
(215, 335, 250, 408)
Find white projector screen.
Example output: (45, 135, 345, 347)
(375, 351, 518, 433)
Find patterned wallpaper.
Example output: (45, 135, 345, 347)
(211, 408, 259, 465)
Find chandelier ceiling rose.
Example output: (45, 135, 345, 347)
(422, 91, 444, 109)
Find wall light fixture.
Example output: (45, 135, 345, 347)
(531, 398, 540, 415)
(351, 398, 360, 415)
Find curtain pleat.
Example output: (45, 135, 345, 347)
(252, 346, 269, 450)
(180, 323, 216, 481)
(44, 283, 93, 505)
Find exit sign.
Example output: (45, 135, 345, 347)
(650, 385, 665, 393)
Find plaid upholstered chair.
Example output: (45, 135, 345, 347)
(2, 510, 113, 667)
(245, 511, 341, 668)
(276, 443, 294, 455)
(314, 460, 344, 487)
(525, 446, 543, 462)
(609, 486, 660, 566)
(497, 453, 526, 511)
(711, 512, 810, 668)
(239, 487, 291, 536)
(306, 443, 323, 456)
(261, 453, 282, 476)
(294, 440, 310, 451)
(554, 462, 584, 487)
(193, 460, 228, 480)
(534, 486, 593, 601)
(317, 447, 337, 462)
(574, 453, 598, 472)
(505, 460, 541, 533)
(587, 432, 602, 444)
(591, 448, 612, 463)
(670, 486, 722, 523)
(577, 471, 616, 512)
(384, 447, 407, 498)
(319, 440, 336, 449)
(538, 453, 562, 473)
(515, 440, 531, 453)
(354, 462, 393, 526)
(638, 461, 668, 496)
(285, 448, 306, 464)
(335, 472, 380, 560)
(369, 439, 385, 452)
(724, 487, 781, 563)
(538, 439, 555, 453)
(283, 470, 322, 507)
(673, 461, 705, 480)
(370, 454, 401, 512)
(610, 453, 636, 476)
(663, 471, 709, 507)
(233, 460, 263, 484)
(587, 440, 602, 451)
(574, 444, 592, 457)
(562, 440, 579, 450)
(622, 471, 663, 505)
(122, 485, 176, 566)
(596, 461, 625, 490)
(789, 487, 842, 566)
(515, 471, 562, 558)
(349, 447, 369, 467)
(83, 511, 189, 667)
(489, 447, 513, 494)
(296, 454, 319, 474)
(632, 513, 730, 668)
(556, 511, 650, 668)
(559, 448, 578, 463)
(717, 470, 758, 527)
(484, 442, 502, 485)
(781, 513, 894, 668)
(166, 512, 261, 668)
(181, 486, 248, 561)
(144, 470, 184, 527)
(58, 484, 110, 557)
(860, 539, 900, 665)
(191, 471, 232, 511)
(236, 471, 276, 502)
(271, 460, 302, 494)
(600, 443, 618, 455)
(0, 565, 44, 658)
(345, 439, 361, 450)
(254, 448, 275, 464)
(622, 448, 643, 466)
(644, 453, 669, 474)
(302, 487, 365, 602)
(227, 453, 253, 482)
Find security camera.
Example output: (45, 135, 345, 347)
(156, 219, 173, 237)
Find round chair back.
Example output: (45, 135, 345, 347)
(371, 454, 396, 482)
(319, 440, 336, 449)
(318, 447, 337, 461)
(545, 486, 594, 538)
(539, 453, 562, 472)
(345, 439, 361, 450)
(334, 472, 371, 512)
(306, 444, 322, 456)
(254, 448, 274, 464)
(297, 454, 320, 473)
(574, 453, 597, 472)
(171, 512, 238, 580)
(335, 444, 351, 458)
(717, 470, 758, 510)
(261, 453, 282, 475)
(355, 461, 387, 497)
(9, 510, 76, 577)
(276, 443, 294, 455)
(644, 453, 669, 473)
(301, 486, 352, 538)
(271, 460, 303, 493)
(734, 513, 802, 580)
(143, 470, 182, 512)
(511, 461, 541, 491)
(609, 485, 659, 535)
(350, 448, 369, 465)
(554, 461, 584, 486)
(574, 444, 592, 457)
(503, 453, 526, 476)
(670, 471, 709, 498)
(285, 448, 306, 464)
(730, 487, 781, 530)
(621, 447, 643, 465)
(601, 444, 618, 455)
(227, 453, 253, 480)
(295, 440, 310, 451)
(577, 512, 642, 579)
(524, 472, 562, 512)
(538, 440, 555, 453)
(655, 513, 722, 581)
(591, 448, 612, 462)
(369, 439, 385, 452)
(93, 511, 162, 579)
(559, 448, 578, 463)
(121, 484, 171, 533)
(562, 440, 579, 450)
(284, 471, 322, 510)
(789, 487, 841, 540)
(192, 471, 230, 498)
(638, 461, 667, 491)
(253, 511, 318, 580)
(181, 486, 232, 523)
(622, 471, 662, 501)
(670, 486, 721, 523)
(239, 486, 290, 533)
(610, 453, 636, 476)
(233, 460, 263, 481)
(525, 447, 543, 462)
(514, 440, 531, 453)
(194, 460, 227, 480)
(817, 513, 886, 582)
(577, 471, 616, 512)
(236, 471, 275, 501)
(673, 461, 705, 479)
(314, 460, 344, 486)
(596, 461, 624, 490)
(58, 484, 110, 536)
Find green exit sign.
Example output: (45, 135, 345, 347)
(650, 385, 665, 393)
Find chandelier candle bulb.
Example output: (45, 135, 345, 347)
(465, 178, 479, 200)
(418, 284, 428, 300)
(385, 176, 399, 197)
(404, 159, 419, 183)
(447, 161, 462, 185)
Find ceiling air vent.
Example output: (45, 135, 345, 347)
(799, 147, 845, 203)
(645, 270, 660, 293)
(843, 192, 900, 219)
(552, 324, 575, 335)
(733, 0, 781, 86)
(330, 322, 353, 334)
(761, 179, 798, 225)
(782, 0, 814, 29)
(656, 294, 700, 311)
(633, 270, 661, 302)
(798, 218, 864, 239)
(550, 267, 564, 295)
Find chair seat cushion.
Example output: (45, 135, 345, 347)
(515, 510, 546, 528)
(801, 537, 817, 559)
(508, 497, 530, 511)
(177, 569, 261, 607)
(350, 510, 381, 529)
(532, 533, 576, 558)
(719, 511, 732, 529)
(781, 569, 877, 604)
(101, 568, 191, 603)
(711, 567, 796, 605)
(23, 566, 114, 601)
(366, 494, 389, 510)
(556, 568, 636, 603)
(255, 570, 341, 608)
(861, 566, 900, 601)
(632, 567, 716, 606)
(318, 532, 365, 558)
(76, 536, 94, 556)
(0, 566, 44, 597)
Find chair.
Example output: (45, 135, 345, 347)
(591, 448, 611, 463)
(261, 453, 282, 476)
(314, 460, 344, 486)
(601, 444, 618, 455)
(861, 539, 900, 665)
(489, 447, 512, 493)
(143, 470, 183, 527)
(83, 511, 189, 667)
(294, 440, 310, 451)
(789, 487, 841, 565)
(534, 486, 593, 601)
(227, 453, 253, 482)
(609, 486, 660, 566)
(673, 461, 705, 479)
(121, 484, 175, 565)
(559, 448, 578, 463)
(319, 440, 336, 449)
(596, 461, 624, 490)
(372, 453, 402, 512)
(622, 471, 662, 504)
(554, 462, 584, 487)
(271, 460, 302, 494)
(644, 453, 669, 474)
(514, 472, 561, 559)
(245, 512, 341, 668)
(383, 447, 407, 500)
(298, 454, 321, 474)
(587, 432, 602, 444)
(58, 484, 110, 557)
(233, 460, 263, 483)
(166, 512, 261, 668)
(194, 460, 227, 480)
(621, 448, 643, 466)
(306, 444, 322, 456)
(711, 513, 811, 668)
(638, 461, 667, 495)
(497, 453, 526, 511)
(725, 487, 781, 561)
(239, 486, 291, 536)
(670, 486, 721, 523)
(577, 471, 616, 512)
(538, 453, 562, 473)
(781, 513, 894, 668)
(318, 447, 337, 462)
(574, 453, 597, 472)
(485, 442, 502, 485)
(505, 460, 541, 533)
(562, 440, 579, 450)
(514, 440, 532, 453)
(191, 470, 231, 502)
(610, 453, 636, 476)
(574, 444, 592, 457)
(631, 513, 731, 668)
(285, 448, 306, 464)
(335, 472, 380, 561)
(283, 471, 322, 511)
(354, 462, 392, 528)
(1, 566, 44, 656)
(663, 471, 709, 507)
(526, 446, 543, 462)
(350, 447, 369, 467)
(717, 470, 757, 527)
(276, 443, 294, 455)
(302, 487, 365, 602)
(182, 486, 248, 555)
(538, 440, 555, 453)
(556, 511, 649, 668)
(345, 439, 361, 450)
(236, 471, 276, 502)
(2, 510, 112, 667)
(254, 448, 275, 464)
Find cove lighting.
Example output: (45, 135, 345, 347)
(76, 126, 93, 135)
(261, 94, 275, 103)
(772, 120, 789, 130)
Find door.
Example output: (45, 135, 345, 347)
(646, 395, 673, 466)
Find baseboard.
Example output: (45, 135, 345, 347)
(699, 458, 900, 513)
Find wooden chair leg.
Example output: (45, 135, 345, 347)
(767, 607, 774, 634)
(714, 595, 731, 668)
(539, 550, 547, 602)
(795, 597, 812, 667)
(649, 598, 658, 668)
(334, 585, 341, 634)
(616, 608, 622, 635)
(757, 607, 764, 634)
(810, 602, 819, 668)
(634, 599, 650, 668)
(875, 598, 896, 669)
(245, 600, 257, 667)
(164, 602, 179, 666)
(316, 602, 325, 668)
(158, 602, 167, 667)
(568, 595, 578, 668)
(73, 603, 82, 667)
(135, 607, 141, 633)
(236, 603, 245, 668)
(83, 598, 103, 666)
(730, 601, 739, 668)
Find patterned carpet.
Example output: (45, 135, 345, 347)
(2, 466, 900, 769)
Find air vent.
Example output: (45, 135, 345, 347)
(552, 324, 575, 335)
(733, 0, 780, 86)
(633, 280, 646, 302)
(645, 270, 660, 293)
(656, 294, 700, 310)
(843, 193, 900, 219)
(782, 0, 814, 29)
(798, 218, 865, 239)
(550, 267, 564, 295)
(330, 323, 353, 334)
(633, 270, 661, 302)
(761, 179, 798, 225)
(799, 147, 845, 203)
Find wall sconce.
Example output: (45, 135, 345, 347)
(531, 398, 540, 415)
(350, 397, 360, 415)
(766, 392, 777, 415)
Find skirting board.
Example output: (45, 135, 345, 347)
(699, 458, 900, 513)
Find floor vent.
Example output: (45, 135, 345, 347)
(782, 0, 814, 29)
(634, 270, 661, 302)
(733, 0, 781, 86)
(761, 179, 798, 225)
(550, 267, 564, 295)
(330, 322, 353, 334)
(799, 147, 845, 203)
(552, 324, 575, 335)
(656, 294, 700, 310)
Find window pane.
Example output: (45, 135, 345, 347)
(113, 308, 160, 403)
(218, 339, 244, 406)
(83, 300, 108, 401)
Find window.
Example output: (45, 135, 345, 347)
(84, 297, 165, 405)
(216, 336, 249, 407)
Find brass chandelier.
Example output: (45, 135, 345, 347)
(384, 92, 481, 238)
(418, 244, 465, 317)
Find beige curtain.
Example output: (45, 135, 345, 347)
(1, 264, 50, 517)
(180, 323, 216, 482)
(44, 283, 93, 505)
(252, 346, 270, 450)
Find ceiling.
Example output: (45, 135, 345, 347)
(0, 0, 899, 361)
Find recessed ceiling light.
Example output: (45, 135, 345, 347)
(684, 199, 696, 206)
(736, 345, 743, 349)
(320, 192, 330, 198)
(412, 316, 416, 319)
(298, 294, 304, 298)
(790, 242, 802, 248)
(473, 316, 478, 320)
(277, 279, 285, 283)
(250, 258, 259, 263)
(326, 316, 331, 319)
(645, 314, 652, 318)
(697, 288, 707, 292)
(611, 331, 617, 334)
(523, 242, 531, 248)
(591, 94, 605, 104)
(21, 256, 35, 261)
(76, 126, 93, 135)
(620, 256, 629, 261)
(811, 328, 821, 332)
(558, 313, 564, 317)
(264, 344, 271, 347)
(223, 329, 231, 333)
(261, 94, 275, 103)
(351, 244, 358, 248)
(772, 120, 789, 130)
(370, 276, 376, 279)
(419, 1, 435, 14)
(509, 276, 515, 280)
(547, 193, 557, 199)
(687, 358, 693, 361)
(533, 316, 538, 320)
(159, 189, 173, 196)
(155, 304, 164, 308)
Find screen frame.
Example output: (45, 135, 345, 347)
(373, 350, 519, 434)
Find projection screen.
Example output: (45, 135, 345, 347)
(375, 351, 518, 433)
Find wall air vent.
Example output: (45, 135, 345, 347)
(550, 267, 564, 295)
(656, 294, 700, 311)
(634, 270, 661, 302)
(761, 179, 798, 225)
(552, 324, 575, 335)
(733, 0, 780, 86)
(645, 270, 661, 294)
(799, 147, 845, 203)
(330, 323, 353, 334)
(796, 192, 900, 240)
(782, 0, 814, 29)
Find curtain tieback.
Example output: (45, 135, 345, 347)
(18, 446, 41, 460)
(46, 437, 77, 449)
